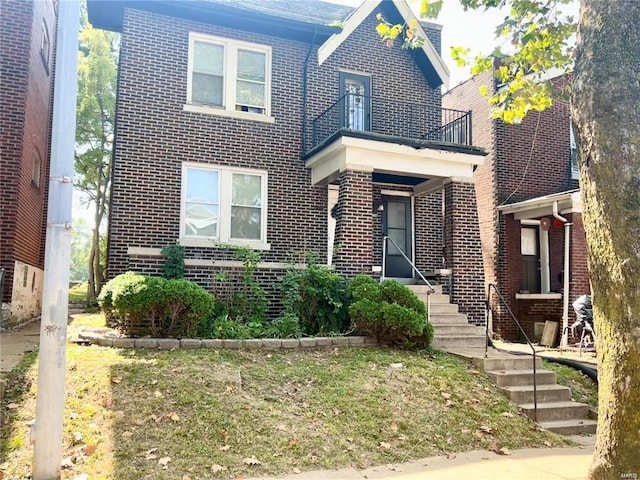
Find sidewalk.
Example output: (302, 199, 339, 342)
(0, 317, 41, 399)
(248, 437, 595, 480)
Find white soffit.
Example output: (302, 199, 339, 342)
(305, 136, 482, 185)
(317, 0, 449, 88)
(498, 190, 582, 219)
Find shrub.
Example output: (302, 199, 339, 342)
(161, 243, 185, 279)
(204, 314, 252, 340)
(98, 272, 216, 338)
(264, 313, 303, 339)
(348, 276, 432, 349)
(279, 262, 350, 335)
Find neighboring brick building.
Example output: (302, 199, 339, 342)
(0, 0, 57, 324)
(444, 71, 590, 343)
(88, 0, 487, 324)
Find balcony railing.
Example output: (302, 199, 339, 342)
(307, 94, 473, 155)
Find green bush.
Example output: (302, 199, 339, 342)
(264, 313, 303, 339)
(98, 272, 216, 338)
(279, 262, 350, 335)
(348, 276, 432, 349)
(203, 314, 252, 339)
(161, 243, 185, 279)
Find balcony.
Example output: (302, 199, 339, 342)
(303, 94, 485, 187)
(305, 94, 474, 157)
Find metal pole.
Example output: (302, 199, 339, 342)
(33, 1, 79, 478)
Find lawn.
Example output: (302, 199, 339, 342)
(543, 361, 598, 411)
(0, 314, 570, 480)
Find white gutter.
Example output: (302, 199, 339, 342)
(553, 201, 571, 348)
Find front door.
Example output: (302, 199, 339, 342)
(382, 197, 413, 278)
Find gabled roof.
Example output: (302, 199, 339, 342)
(318, 0, 450, 88)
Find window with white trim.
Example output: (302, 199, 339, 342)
(32, 150, 41, 187)
(181, 163, 268, 246)
(570, 121, 579, 179)
(187, 33, 271, 116)
(40, 19, 50, 73)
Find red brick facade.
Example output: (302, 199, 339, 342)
(0, 0, 56, 304)
(97, 2, 485, 323)
(444, 73, 589, 341)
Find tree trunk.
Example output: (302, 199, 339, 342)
(572, 2, 640, 479)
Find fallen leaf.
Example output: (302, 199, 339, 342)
(154, 390, 163, 398)
(501, 412, 515, 418)
(73, 475, 89, 480)
(158, 457, 171, 469)
(182, 475, 191, 480)
(310, 417, 320, 426)
(82, 445, 97, 456)
(211, 464, 227, 473)
(543, 441, 552, 447)
(243, 457, 262, 466)
(111, 376, 122, 384)
(293, 468, 301, 474)
(471, 398, 481, 404)
(447, 453, 457, 460)
(499, 448, 511, 455)
(219, 445, 231, 452)
(387, 464, 402, 472)
(346, 437, 353, 442)
(289, 439, 298, 447)
(221, 430, 229, 443)
(480, 425, 496, 434)
(72, 432, 83, 445)
(145, 448, 158, 460)
(440, 392, 452, 400)
(6, 403, 20, 410)
(60, 458, 75, 469)
(276, 423, 287, 431)
(474, 431, 484, 439)
(101, 396, 112, 408)
(378, 441, 391, 450)
(390, 422, 398, 432)
(332, 407, 343, 415)
(122, 431, 133, 438)
(167, 412, 180, 422)
(302, 401, 311, 408)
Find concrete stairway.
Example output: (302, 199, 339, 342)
(453, 349, 597, 435)
(407, 285, 486, 349)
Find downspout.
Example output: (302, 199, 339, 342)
(301, 27, 318, 156)
(553, 201, 572, 347)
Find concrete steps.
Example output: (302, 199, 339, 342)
(470, 352, 597, 435)
(407, 285, 486, 351)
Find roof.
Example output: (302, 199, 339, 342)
(317, 0, 449, 88)
(498, 189, 582, 219)
(87, 0, 351, 42)
(195, 0, 355, 26)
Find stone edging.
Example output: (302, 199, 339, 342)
(78, 331, 383, 350)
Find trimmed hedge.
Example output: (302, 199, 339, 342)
(98, 272, 216, 338)
(348, 275, 433, 348)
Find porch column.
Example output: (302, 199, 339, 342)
(332, 169, 374, 277)
(443, 179, 485, 325)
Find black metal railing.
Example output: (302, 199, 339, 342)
(486, 283, 538, 422)
(307, 94, 473, 154)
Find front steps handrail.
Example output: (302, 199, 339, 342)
(486, 283, 538, 422)
(382, 235, 435, 324)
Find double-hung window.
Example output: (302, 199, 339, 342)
(181, 163, 268, 248)
(187, 33, 271, 117)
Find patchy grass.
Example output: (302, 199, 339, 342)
(69, 282, 89, 303)
(543, 361, 598, 411)
(1, 314, 570, 480)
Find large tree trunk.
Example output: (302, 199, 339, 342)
(572, 2, 640, 479)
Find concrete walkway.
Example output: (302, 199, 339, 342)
(248, 438, 595, 480)
(0, 317, 41, 399)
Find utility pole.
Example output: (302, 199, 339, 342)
(32, 0, 79, 478)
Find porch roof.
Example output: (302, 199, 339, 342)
(498, 189, 582, 219)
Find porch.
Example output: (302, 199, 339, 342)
(304, 93, 487, 326)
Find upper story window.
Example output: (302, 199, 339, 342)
(570, 121, 579, 179)
(187, 33, 271, 118)
(40, 20, 51, 73)
(180, 162, 269, 249)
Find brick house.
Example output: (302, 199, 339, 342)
(0, 0, 57, 324)
(88, 0, 488, 325)
(443, 71, 590, 344)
